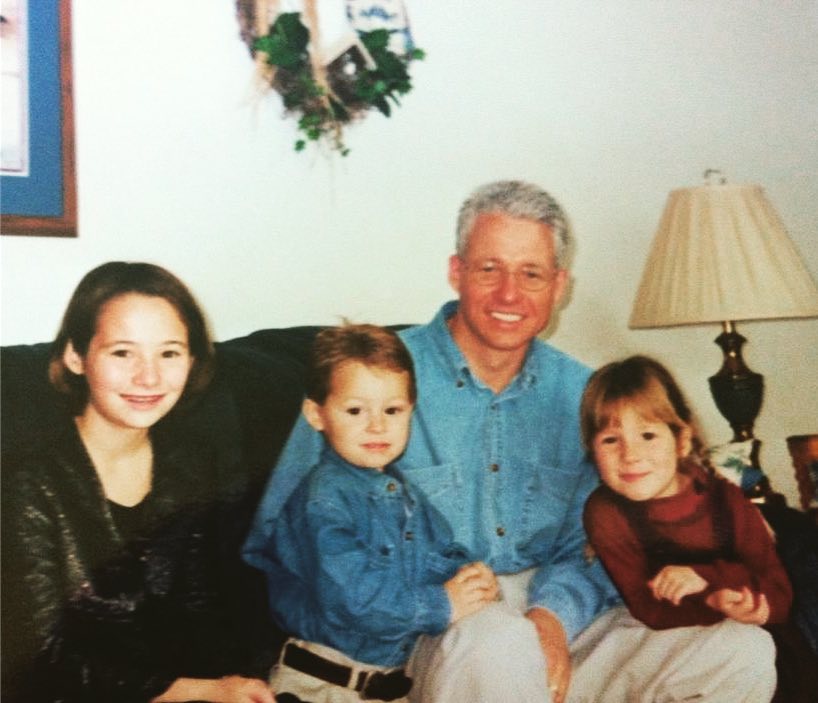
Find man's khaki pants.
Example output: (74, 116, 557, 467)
(408, 571, 776, 703)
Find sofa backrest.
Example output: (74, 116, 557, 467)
(1, 327, 324, 471)
(1, 324, 412, 489)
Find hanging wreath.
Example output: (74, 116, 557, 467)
(236, 1, 424, 156)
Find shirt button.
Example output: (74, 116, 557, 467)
(489, 463, 499, 473)
(405, 531, 414, 541)
(386, 482, 397, 492)
(496, 526, 505, 536)
(456, 379, 465, 388)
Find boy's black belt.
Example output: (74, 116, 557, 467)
(282, 642, 413, 701)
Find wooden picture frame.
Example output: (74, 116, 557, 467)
(1, 0, 76, 237)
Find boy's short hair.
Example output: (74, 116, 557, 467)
(305, 323, 417, 404)
(580, 355, 704, 455)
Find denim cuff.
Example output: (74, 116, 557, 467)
(414, 584, 450, 635)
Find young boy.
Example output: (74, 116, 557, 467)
(580, 355, 792, 631)
(248, 324, 497, 703)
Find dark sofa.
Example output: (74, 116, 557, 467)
(3, 325, 817, 701)
(1, 326, 324, 473)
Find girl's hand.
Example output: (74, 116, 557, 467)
(706, 587, 770, 625)
(212, 676, 277, 703)
(445, 562, 498, 622)
(152, 675, 276, 703)
(648, 565, 708, 605)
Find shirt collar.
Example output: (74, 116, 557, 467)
(319, 445, 398, 483)
(429, 300, 539, 393)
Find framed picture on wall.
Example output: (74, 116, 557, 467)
(1, 0, 76, 237)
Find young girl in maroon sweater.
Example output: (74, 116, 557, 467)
(581, 355, 792, 630)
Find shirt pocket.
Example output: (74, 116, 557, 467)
(517, 462, 581, 556)
(403, 462, 470, 544)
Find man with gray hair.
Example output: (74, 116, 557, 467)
(244, 180, 776, 702)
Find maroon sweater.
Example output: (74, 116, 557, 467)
(584, 468, 792, 629)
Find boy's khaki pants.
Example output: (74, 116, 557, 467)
(270, 638, 410, 703)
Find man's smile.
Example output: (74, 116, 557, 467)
(490, 311, 524, 323)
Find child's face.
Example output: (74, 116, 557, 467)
(63, 293, 193, 434)
(303, 361, 414, 471)
(592, 405, 691, 502)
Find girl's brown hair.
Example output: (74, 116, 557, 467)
(49, 261, 215, 414)
(580, 355, 706, 459)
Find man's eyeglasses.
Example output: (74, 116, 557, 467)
(462, 260, 556, 292)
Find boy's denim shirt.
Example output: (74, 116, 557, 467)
(244, 301, 620, 642)
(265, 448, 469, 666)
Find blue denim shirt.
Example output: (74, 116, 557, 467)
(244, 301, 619, 641)
(248, 447, 468, 666)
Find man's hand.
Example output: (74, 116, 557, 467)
(648, 565, 708, 605)
(526, 607, 570, 703)
(445, 562, 498, 623)
(706, 587, 770, 625)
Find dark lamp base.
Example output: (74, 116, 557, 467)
(707, 323, 764, 442)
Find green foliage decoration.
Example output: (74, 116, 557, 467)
(254, 12, 424, 156)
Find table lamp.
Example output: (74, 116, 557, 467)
(629, 170, 818, 441)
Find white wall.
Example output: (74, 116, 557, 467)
(3, 1, 817, 504)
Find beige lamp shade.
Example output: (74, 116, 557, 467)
(630, 183, 818, 328)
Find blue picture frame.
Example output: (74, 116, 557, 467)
(1, 0, 76, 237)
